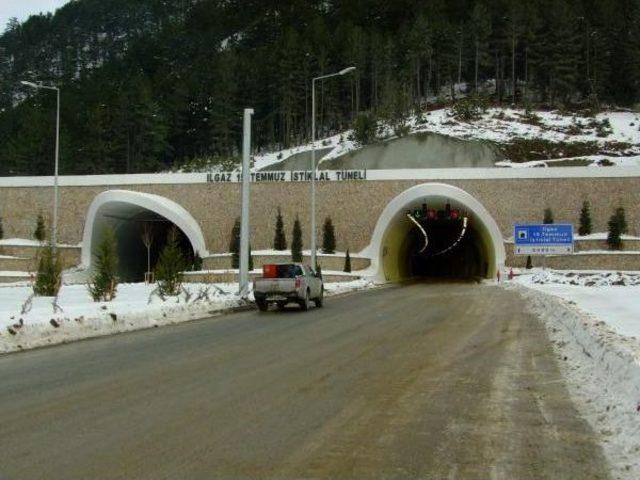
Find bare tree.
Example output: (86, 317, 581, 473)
(141, 222, 155, 283)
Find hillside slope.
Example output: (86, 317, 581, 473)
(248, 108, 640, 171)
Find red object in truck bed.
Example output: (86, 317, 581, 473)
(263, 264, 278, 278)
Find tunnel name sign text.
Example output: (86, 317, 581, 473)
(206, 170, 367, 183)
(514, 224, 574, 255)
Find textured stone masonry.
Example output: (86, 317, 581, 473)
(0, 176, 638, 258)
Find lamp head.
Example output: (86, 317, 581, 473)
(339, 66, 356, 76)
(21, 81, 39, 88)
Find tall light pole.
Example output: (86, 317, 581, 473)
(310, 66, 355, 271)
(21, 80, 61, 251)
(239, 108, 254, 298)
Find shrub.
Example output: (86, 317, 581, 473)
(88, 228, 118, 301)
(322, 217, 336, 254)
(0, 216, 3, 239)
(607, 207, 627, 250)
(394, 124, 411, 138)
(273, 207, 287, 250)
(291, 215, 303, 262)
(450, 96, 487, 121)
(344, 249, 352, 273)
(34, 214, 46, 242)
(616, 206, 628, 234)
(578, 201, 592, 236)
(352, 112, 378, 146)
(525, 255, 533, 270)
(229, 217, 241, 269)
(543, 208, 554, 224)
(156, 228, 187, 296)
(33, 246, 62, 297)
(192, 251, 203, 271)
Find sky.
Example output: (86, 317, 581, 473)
(1, 0, 70, 32)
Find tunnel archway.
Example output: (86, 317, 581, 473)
(81, 190, 207, 282)
(366, 183, 505, 282)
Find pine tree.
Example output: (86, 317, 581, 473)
(525, 255, 533, 270)
(291, 215, 303, 262)
(344, 249, 352, 273)
(33, 246, 62, 296)
(543, 208, 554, 224)
(607, 211, 623, 250)
(88, 228, 118, 301)
(229, 217, 240, 269)
(615, 207, 628, 235)
(470, 2, 492, 93)
(34, 214, 46, 242)
(155, 228, 186, 296)
(273, 208, 287, 250)
(352, 112, 378, 146)
(322, 217, 336, 254)
(578, 201, 592, 236)
(192, 251, 203, 271)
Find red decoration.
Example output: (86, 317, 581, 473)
(263, 264, 278, 278)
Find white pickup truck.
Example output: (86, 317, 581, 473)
(253, 263, 324, 312)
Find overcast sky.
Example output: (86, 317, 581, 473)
(1, 0, 70, 32)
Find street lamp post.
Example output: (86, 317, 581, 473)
(310, 66, 355, 271)
(21, 81, 60, 251)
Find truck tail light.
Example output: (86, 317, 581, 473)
(295, 277, 302, 288)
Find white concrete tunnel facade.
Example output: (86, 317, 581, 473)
(365, 183, 506, 281)
(81, 190, 208, 272)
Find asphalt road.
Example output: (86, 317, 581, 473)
(0, 283, 610, 480)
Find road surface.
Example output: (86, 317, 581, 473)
(0, 283, 610, 479)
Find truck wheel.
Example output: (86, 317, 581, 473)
(256, 299, 268, 312)
(299, 289, 310, 311)
(314, 288, 324, 308)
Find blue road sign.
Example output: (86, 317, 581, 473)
(514, 224, 574, 255)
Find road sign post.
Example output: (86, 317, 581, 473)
(514, 224, 574, 256)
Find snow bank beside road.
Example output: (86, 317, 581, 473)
(511, 270, 640, 478)
(518, 270, 640, 337)
(0, 279, 378, 354)
(0, 283, 245, 354)
(513, 285, 640, 480)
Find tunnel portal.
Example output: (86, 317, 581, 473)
(403, 203, 487, 280)
(375, 184, 504, 283)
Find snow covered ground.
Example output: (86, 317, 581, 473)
(510, 270, 640, 479)
(496, 154, 640, 168)
(517, 270, 640, 337)
(0, 279, 379, 354)
(0, 238, 80, 248)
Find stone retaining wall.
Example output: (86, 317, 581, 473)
(203, 253, 370, 271)
(1, 177, 639, 256)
